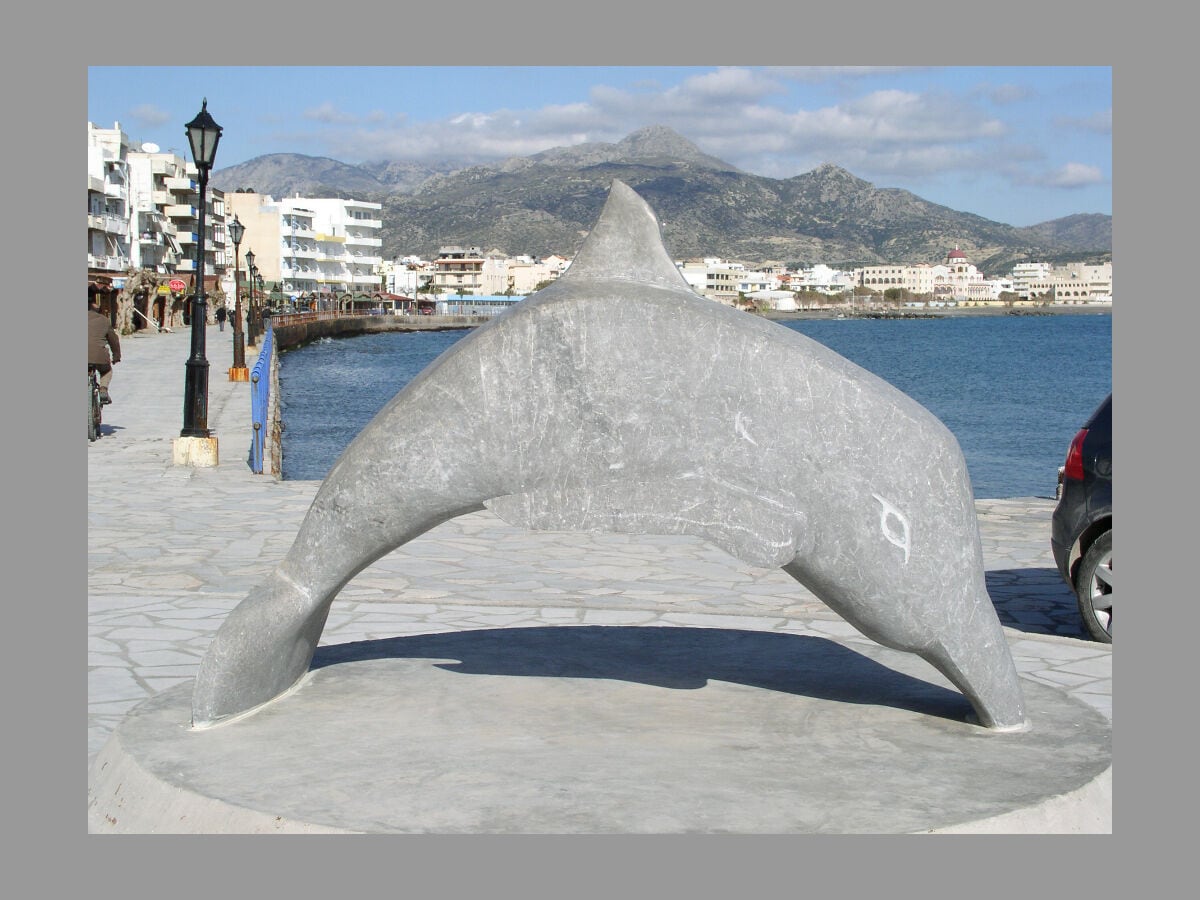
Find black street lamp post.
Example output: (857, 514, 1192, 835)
(245, 250, 257, 347)
(181, 99, 222, 439)
(257, 274, 267, 328)
(227, 214, 246, 375)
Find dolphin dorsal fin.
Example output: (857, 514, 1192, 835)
(557, 180, 692, 290)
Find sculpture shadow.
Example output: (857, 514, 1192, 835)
(985, 567, 1088, 639)
(310, 626, 972, 724)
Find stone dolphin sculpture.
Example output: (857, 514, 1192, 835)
(192, 180, 1027, 731)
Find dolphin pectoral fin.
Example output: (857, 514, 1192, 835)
(486, 474, 810, 569)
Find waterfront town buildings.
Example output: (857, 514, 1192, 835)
(89, 122, 233, 331)
(88, 120, 1112, 331)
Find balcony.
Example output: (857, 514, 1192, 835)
(165, 204, 197, 220)
(87, 254, 129, 272)
(166, 176, 198, 193)
(88, 214, 106, 230)
(175, 259, 196, 272)
(104, 181, 127, 198)
(177, 231, 197, 245)
(346, 234, 383, 247)
(88, 174, 105, 193)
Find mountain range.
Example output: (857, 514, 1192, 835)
(211, 125, 1111, 276)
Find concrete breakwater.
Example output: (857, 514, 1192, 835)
(268, 313, 483, 353)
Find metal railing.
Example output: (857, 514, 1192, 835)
(249, 320, 274, 474)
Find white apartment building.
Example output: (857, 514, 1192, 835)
(284, 197, 382, 295)
(126, 151, 185, 274)
(382, 256, 433, 296)
(786, 264, 856, 295)
(677, 258, 779, 304)
(502, 254, 570, 294)
(224, 193, 383, 298)
(87, 123, 131, 278)
(126, 148, 228, 279)
(432, 246, 486, 295)
(1006, 260, 1112, 303)
(1048, 262, 1112, 303)
(1009, 261, 1052, 298)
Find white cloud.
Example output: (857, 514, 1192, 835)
(978, 83, 1034, 105)
(285, 70, 1100, 215)
(1044, 162, 1105, 188)
(130, 104, 171, 127)
(767, 66, 918, 83)
(303, 102, 359, 125)
(1058, 108, 1112, 135)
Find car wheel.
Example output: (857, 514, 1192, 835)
(1075, 529, 1112, 643)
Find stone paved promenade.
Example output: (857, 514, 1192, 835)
(87, 324, 1112, 771)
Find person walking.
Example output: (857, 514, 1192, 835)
(88, 294, 121, 404)
(216, 304, 228, 331)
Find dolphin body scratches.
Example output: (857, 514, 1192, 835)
(192, 180, 1026, 731)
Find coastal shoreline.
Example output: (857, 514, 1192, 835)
(761, 304, 1112, 322)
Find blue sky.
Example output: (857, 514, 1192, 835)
(87, 66, 1110, 228)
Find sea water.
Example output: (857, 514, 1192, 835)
(278, 314, 1112, 498)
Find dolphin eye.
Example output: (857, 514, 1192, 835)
(872, 493, 911, 565)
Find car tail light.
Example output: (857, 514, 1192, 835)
(1063, 428, 1088, 481)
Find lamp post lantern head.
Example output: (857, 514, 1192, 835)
(185, 98, 223, 171)
(228, 214, 244, 249)
(244, 248, 255, 271)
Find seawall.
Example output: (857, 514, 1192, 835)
(268, 313, 483, 353)
(261, 314, 484, 475)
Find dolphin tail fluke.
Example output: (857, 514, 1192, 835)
(191, 567, 331, 728)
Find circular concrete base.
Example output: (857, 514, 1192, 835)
(88, 626, 1111, 833)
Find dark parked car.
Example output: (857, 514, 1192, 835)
(1051, 393, 1112, 642)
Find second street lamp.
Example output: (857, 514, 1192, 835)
(180, 98, 222, 439)
(227, 214, 247, 378)
(245, 249, 257, 347)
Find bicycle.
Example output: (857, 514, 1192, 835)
(88, 366, 102, 441)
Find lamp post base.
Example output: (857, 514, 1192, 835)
(173, 435, 219, 468)
(233, 331, 246, 371)
(228, 367, 250, 382)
